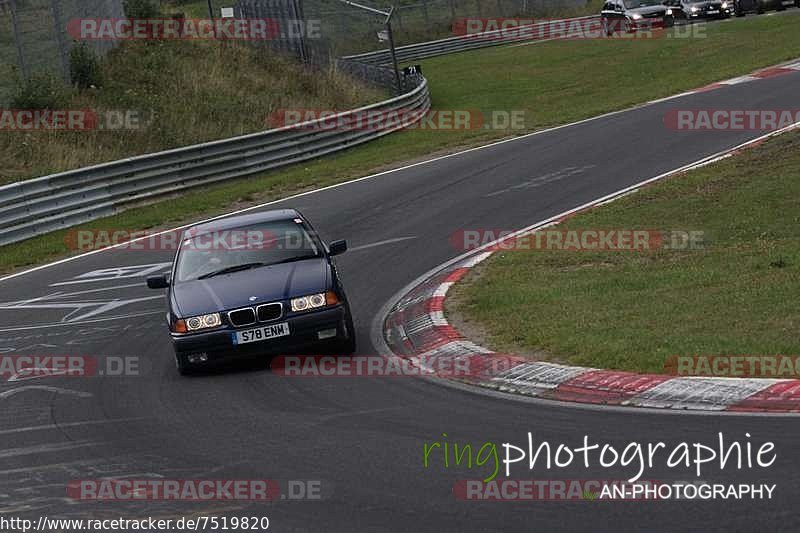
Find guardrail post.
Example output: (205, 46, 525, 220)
(9, 0, 28, 80)
(50, 0, 70, 83)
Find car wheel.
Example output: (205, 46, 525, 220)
(333, 311, 357, 355)
(174, 352, 194, 376)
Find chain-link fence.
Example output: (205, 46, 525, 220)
(305, 0, 587, 55)
(0, 0, 591, 103)
(235, 0, 588, 92)
(0, 0, 125, 104)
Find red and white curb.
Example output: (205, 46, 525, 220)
(645, 60, 800, 105)
(382, 121, 800, 414)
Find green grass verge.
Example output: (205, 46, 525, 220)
(450, 130, 800, 374)
(2, 13, 800, 275)
(0, 39, 385, 183)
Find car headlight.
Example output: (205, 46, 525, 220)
(291, 292, 339, 312)
(691, 6, 699, 11)
(631, 13, 643, 19)
(666, 8, 673, 14)
(180, 313, 221, 332)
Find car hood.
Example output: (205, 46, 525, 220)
(171, 258, 330, 317)
(628, 5, 668, 15)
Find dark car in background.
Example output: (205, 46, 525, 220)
(732, 0, 796, 14)
(147, 209, 356, 374)
(663, 0, 734, 21)
(601, 0, 670, 34)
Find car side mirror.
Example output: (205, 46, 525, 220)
(329, 240, 348, 256)
(147, 275, 170, 289)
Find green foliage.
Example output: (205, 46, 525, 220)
(69, 43, 103, 90)
(123, 0, 160, 19)
(11, 72, 70, 110)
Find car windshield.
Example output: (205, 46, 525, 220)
(175, 219, 321, 282)
(623, 0, 660, 7)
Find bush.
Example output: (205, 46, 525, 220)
(11, 73, 70, 110)
(69, 43, 103, 90)
(123, 0, 160, 18)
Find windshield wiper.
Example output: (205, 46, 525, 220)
(269, 254, 320, 266)
(197, 262, 266, 280)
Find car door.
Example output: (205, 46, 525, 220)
(602, 1, 626, 33)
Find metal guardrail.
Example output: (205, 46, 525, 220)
(0, 75, 430, 247)
(341, 15, 601, 66)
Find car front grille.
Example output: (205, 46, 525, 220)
(228, 308, 257, 327)
(257, 303, 283, 322)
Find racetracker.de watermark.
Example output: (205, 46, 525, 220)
(67, 18, 321, 40)
(665, 355, 800, 378)
(271, 355, 520, 378)
(0, 109, 151, 132)
(664, 109, 800, 131)
(63, 228, 315, 252)
(0, 355, 139, 380)
(268, 109, 526, 131)
(451, 17, 705, 41)
(67, 479, 323, 501)
(450, 229, 706, 252)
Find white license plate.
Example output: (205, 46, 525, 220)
(233, 323, 290, 345)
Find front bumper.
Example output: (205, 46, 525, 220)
(688, 7, 731, 17)
(171, 305, 348, 362)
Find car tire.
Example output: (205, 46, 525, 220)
(334, 311, 357, 355)
(174, 352, 195, 376)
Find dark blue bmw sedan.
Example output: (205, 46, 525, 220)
(146, 209, 355, 374)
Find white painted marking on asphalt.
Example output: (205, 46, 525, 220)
(461, 252, 493, 268)
(0, 295, 163, 323)
(348, 236, 417, 252)
(0, 310, 163, 332)
(0, 441, 99, 459)
(0, 386, 92, 399)
(432, 282, 454, 298)
(719, 75, 758, 85)
(0, 417, 146, 435)
(49, 263, 171, 286)
(486, 166, 595, 198)
(625, 377, 783, 411)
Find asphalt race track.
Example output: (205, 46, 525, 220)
(1, 70, 798, 532)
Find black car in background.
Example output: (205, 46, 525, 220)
(601, 0, 669, 34)
(147, 209, 356, 374)
(732, 0, 796, 14)
(663, 0, 734, 21)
